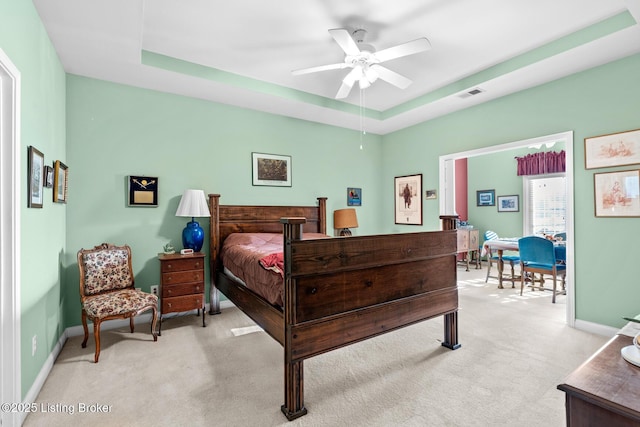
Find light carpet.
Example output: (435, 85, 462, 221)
(23, 267, 609, 427)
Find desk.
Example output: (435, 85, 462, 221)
(558, 334, 640, 426)
(481, 238, 566, 289)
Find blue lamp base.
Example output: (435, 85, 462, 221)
(182, 218, 204, 252)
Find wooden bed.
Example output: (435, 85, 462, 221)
(208, 194, 460, 420)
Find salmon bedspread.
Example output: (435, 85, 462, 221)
(221, 232, 328, 306)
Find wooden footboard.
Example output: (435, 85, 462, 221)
(208, 195, 460, 421)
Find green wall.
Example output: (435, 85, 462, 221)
(0, 0, 67, 397)
(466, 145, 566, 239)
(381, 53, 640, 327)
(64, 75, 383, 327)
(3, 0, 640, 405)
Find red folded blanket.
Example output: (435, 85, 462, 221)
(259, 252, 284, 277)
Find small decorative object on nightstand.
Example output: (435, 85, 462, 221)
(158, 252, 206, 335)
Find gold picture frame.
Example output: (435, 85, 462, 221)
(53, 160, 68, 203)
(594, 169, 640, 217)
(584, 128, 640, 169)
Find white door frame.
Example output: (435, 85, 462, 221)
(0, 47, 21, 427)
(439, 131, 575, 326)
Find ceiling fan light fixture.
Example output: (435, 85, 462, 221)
(359, 78, 371, 89)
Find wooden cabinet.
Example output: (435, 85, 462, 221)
(158, 252, 206, 335)
(558, 334, 640, 426)
(456, 228, 480, 271)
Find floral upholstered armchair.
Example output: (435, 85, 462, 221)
(77, 243, 159, 362)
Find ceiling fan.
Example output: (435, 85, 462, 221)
(292, 28, 431, 99)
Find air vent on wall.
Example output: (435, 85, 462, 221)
(458, 87, 485, 98)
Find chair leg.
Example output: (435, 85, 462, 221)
(81, 311, 89, 349)
(485, 259, 492, 283)
(509, 261, 516, 288)
(129, 317, 135, 333)
(520, 269, 525, 296)
(150, 306, 158, 341)
(93, 319, 102, 363)
(552, 273, 557, 304)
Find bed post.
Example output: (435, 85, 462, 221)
(208, 194, 221, 315)
(317, 197, 327, 235)
(440, 215, 461, 350)
(280, 217, 308, 420)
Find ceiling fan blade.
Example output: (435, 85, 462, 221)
(292, 63, 348, 76)
(374, 37, 431, 63)
(335, 67, 359, 99)
(328, 28, 360, 56)
(370, 65, 412, 89)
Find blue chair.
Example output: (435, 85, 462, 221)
(554, 232, 567, 241)
(484, 230, 520, 287)
(518, 236, 566, 303)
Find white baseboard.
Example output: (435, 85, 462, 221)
(574, 319, 619, 337)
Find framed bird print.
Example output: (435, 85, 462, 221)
(128, 175, 158, 207)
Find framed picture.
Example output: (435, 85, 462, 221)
(44, 166, 54, 188)
(53, 160, 68, 203)
(252, 152, 292, 187)
(594, 169, 640, 217)
(425, 189, 437, 200)
(347, 187, 361, 206)
(497, 195, 519, 212)
(394, 174, 422, 225)
(28, 146, 44, 208)
(128, 175, 158, 207)
(585, 128, 640, 169)
(476, 189, 495, 206)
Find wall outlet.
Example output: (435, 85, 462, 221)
(32, 335, 37, 356)
(150, 285, 159, 296)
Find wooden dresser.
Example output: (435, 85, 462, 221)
(158, 252, 206, 335)
(558, 334, 640, 426)
(456, 228, 480, 271)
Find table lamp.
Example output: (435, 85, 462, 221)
(175, 189, 210, 252)
(333, 208, 358, 236)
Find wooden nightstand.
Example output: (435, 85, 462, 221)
(158, 252, 206, 335)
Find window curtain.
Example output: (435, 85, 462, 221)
(515, 150, 565, 176)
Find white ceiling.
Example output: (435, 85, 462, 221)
(34, 0, 640, 135)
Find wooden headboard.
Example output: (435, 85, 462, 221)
(208, 194, 327, 270)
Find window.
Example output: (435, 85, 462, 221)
(523, 174, 566, 236)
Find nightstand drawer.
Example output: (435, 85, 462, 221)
(163, 282, 204, 298)
(160, 257, 204, 273)
(162, 294, 203, 313)
(162, 270, 203, 285)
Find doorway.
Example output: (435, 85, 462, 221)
(439, 131, 575, 326)
(0, 47, 21, 427)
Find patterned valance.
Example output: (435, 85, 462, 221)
(515, 150, 565, 176)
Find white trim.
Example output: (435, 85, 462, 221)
(0, 47, 21, 427)
(574, 319, 618, 338)
(439, 131, 575, 327)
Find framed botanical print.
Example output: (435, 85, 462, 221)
(53, 160, 68, 203)
(128, 175, 158, 207)
(394, 174, 422, 225)
(28, 146, 44, 208)
(252, 152, 292, 187)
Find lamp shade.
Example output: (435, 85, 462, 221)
(175, 190, 210, 252)
(334, 208, 358, 236)
(175, 189, 210, 218)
